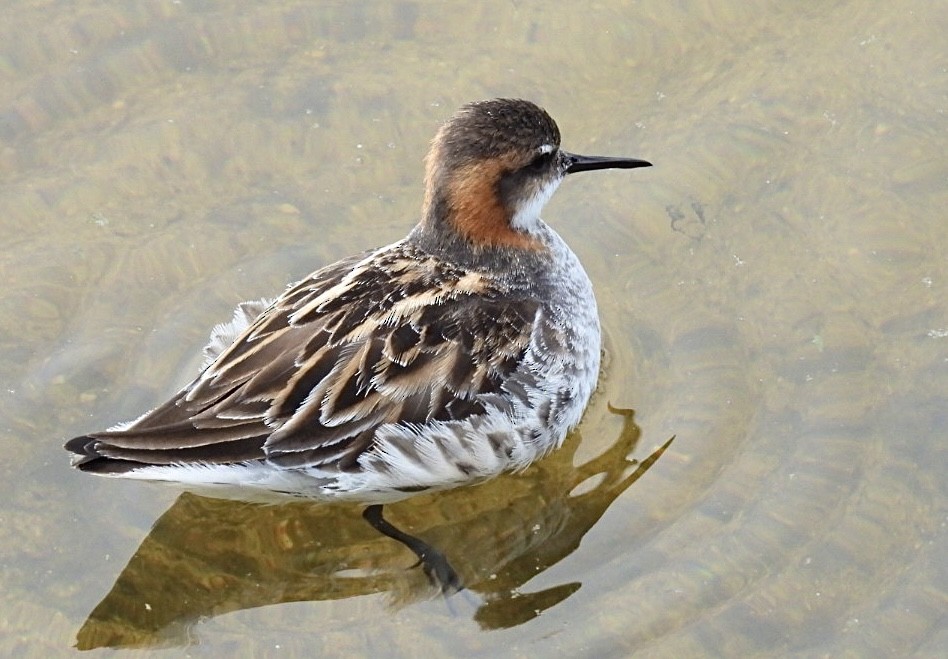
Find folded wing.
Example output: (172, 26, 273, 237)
(65, 244, 539, 475)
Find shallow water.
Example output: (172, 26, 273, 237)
(1, 0, 945, 655)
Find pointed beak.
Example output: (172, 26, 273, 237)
(563, 151, 652, 174)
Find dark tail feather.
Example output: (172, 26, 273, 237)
(64, 435, 147, 474)
(64, 432, 268, 474)
(64, 434, 101, 462)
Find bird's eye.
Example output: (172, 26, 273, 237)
(524, 152, 552, 173)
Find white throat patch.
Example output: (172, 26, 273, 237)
(510, 177, 562, 232)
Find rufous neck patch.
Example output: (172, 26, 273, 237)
(443, 160, 543, 251)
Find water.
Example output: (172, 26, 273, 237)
(1, 0, 945, 655)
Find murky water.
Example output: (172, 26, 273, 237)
(1, 0, 945, 655)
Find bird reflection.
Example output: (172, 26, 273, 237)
(73, 407, 672, 650)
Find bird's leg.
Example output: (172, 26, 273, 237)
(362, 504, 463, 594)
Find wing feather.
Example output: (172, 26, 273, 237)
(69, 242, 541, 475)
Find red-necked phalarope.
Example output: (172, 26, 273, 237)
(66, 99, 651, 505)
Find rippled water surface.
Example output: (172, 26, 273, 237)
(1, 0, 945, 655)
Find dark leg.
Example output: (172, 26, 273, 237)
(363, 504, 463, 594)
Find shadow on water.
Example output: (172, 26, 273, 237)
(72, 407, 672, 650)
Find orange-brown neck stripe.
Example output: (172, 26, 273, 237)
(445, 160, 543, 251)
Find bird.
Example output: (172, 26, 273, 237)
(65, 98, 651, 589)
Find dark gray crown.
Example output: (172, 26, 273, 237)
(436, 99, 561, 166)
